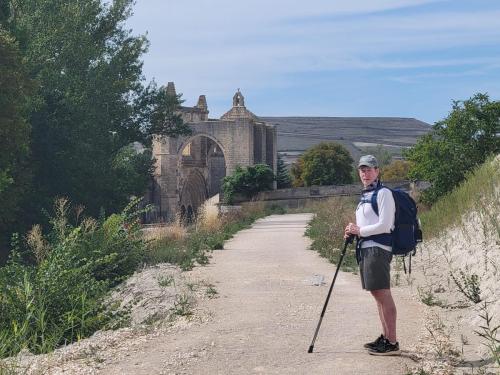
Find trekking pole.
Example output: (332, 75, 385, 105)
(308, 235, 355, 353)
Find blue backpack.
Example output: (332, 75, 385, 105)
(369, 185, 423, 272)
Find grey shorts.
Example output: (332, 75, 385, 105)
(359, 246, 393, 291)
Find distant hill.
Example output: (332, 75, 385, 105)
(261, 116, 431, 163)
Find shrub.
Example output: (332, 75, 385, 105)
(291, 142, 353, 187)
(0, 198, 147, 358)
(222, 164, 274, 204)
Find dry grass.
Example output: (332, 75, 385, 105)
(142, 216, 187, 242)
(26, 225, 49, 264)
(197, 200, 222, 232)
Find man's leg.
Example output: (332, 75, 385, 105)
(371, 289, 397, 343)
(375, 299, 388, 337)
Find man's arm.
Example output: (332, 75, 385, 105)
(359, 188, 395, 237)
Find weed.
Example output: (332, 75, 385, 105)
(0, 198, 147, 358)
(157, 275, 175, 287)
(461, 334, 469, 345)
(206, 285, 218, 298)
(424, 314, 460, 359)
(450, 267, 481, 304)
(474, 301, 500, 366)
(418, 286, 444, 307)
(173, 294, 193, 317)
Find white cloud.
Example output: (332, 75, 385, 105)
(127, 0, 500, 116)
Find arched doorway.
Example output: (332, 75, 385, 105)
(178, 134, 226, 218)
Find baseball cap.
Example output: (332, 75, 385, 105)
(358, 155, 378, 168)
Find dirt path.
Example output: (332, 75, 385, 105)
(102, 213, 423, 375)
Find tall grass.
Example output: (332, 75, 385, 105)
(419, 155, 499, 239)
(305, 196, 358, 271)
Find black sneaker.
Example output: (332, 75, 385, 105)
(363, 334, 385, 350)
(368, 338, 400, 356)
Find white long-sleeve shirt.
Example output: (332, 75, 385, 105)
(356, 187, 396, 251)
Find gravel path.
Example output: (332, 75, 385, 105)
(102, 213, 423, 375)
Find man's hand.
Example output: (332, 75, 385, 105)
(344, 222, 360, 238)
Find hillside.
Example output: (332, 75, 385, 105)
(261, 116, 431, 162)
(407, 155, 500, 374)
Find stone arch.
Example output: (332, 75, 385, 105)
(178, 132, 227, 200)
(177, 132, 226, 159)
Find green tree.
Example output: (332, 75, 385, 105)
(276, 154, 291, 189)
(0, 28, 32, 257)
(3, 0, 189, 221)
(405, 93, 500, 204)
(222, 164, 275, 204)
(292, 142, 354, 187)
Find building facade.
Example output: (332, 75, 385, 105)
(146, 83, 277, 222)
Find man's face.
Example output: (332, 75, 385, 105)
(358, 166, 379, 187)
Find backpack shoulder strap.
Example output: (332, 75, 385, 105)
(370, 182, 388, 216)
(370, 189, 379, 216)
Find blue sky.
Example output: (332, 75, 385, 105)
(126, 0, 500, 125)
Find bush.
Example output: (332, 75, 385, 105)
(0, 198, 147, 358)
(222, 164, 274, 204)
(291, 142, 353, 187)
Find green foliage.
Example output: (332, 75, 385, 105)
(0, 198, 147, 358)
(110, 145, 155, 208)
(304, 197, 358, 271)
(405, 93, 500, 204)
(0, 0, 189, 234)
(417, 286, 444, 307)
(291, 142, 353, 187)
(276, 154, 291, 189)
(147, 87, 192, 139)
(222, 164, 275, 204)
(449, 268, 481, 304)
(0, 28, 32, 257)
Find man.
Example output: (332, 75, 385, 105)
(344, 155, 400, 356)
